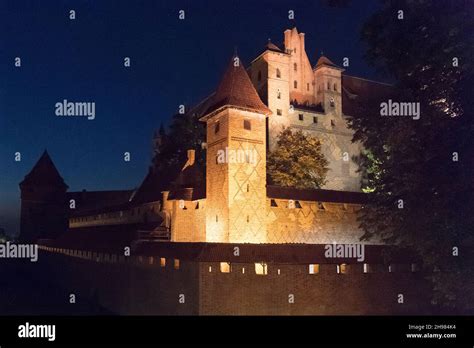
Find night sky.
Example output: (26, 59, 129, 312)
(0, 0, 383, 237)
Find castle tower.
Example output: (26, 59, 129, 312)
(313, 55, 345, 118)
(200, 55, 272, 243)
(249, 40, 290, 151)
(283, 27, 315, 105)
(19, 150, 69, 242)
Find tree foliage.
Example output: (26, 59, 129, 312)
(152, 110, 206, 186)
(352, 0, 474, 311)
(268, 128, 329, 189)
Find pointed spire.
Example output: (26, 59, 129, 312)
(19, 150, 68, 189)
(265, 38, 282, 52)
(201, 54, 271, 118)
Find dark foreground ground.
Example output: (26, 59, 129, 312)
(0, 259, 113, 315)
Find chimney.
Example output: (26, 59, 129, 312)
(182, 149, 195, 170)
(187, 149, 195, 166)
(299, 32, 305, 53)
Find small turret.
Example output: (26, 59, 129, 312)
(19, 150, 69, 242)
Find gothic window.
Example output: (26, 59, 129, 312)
(293, 63, 297, 71)
(276, 68, 281, 78)
(243, 119, 251, 130)
(294, 80, 297, 89)
(257, 71, 262, 81)
(214, 121, 220, 134)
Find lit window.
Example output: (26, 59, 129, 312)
(242, 267, 245, 274)
(209, 266, 212, 272)
(363, 263, 370, 273)
(174, 259, 180, 269)
(294, 80, 297, 89)
(277, 109, 282, 116)
(298, 114, 304, 121)
(277, 269, 281, 275)
(276, 68, 281, 78)
(255, 262, 268, 275)
(214, 121, 220, 134)
(160, 258, 166, 267)
(244, 119, 251, 130)
(309, 264, 320, 274)
(337, 264, 347, 274)
(220, 262, 231, 273)
(389, 265, 393, 273)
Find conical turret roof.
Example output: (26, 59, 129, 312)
(20, 150, 68, 189)
(201, 55, 271, 119)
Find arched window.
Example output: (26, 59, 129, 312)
(257, 71, 261, 81)
(293, 63, 297, 71)
(294, 80, 297, 89)
(333, 83, 337, 91)
(276, 68, 281, 78)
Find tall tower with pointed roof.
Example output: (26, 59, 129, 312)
(19, 151, 69, 242)
(200, 55, 271, 243)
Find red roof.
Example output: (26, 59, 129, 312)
(19, 150, 68, 189)
(201, 55, 271, 119)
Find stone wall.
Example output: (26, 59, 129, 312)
(37, 246, 430, 315)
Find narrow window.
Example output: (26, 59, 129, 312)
(246, 215, 249, 223)
(307, 83, 309, 91)
(243, 119, 251, 130)
(277, 90, 281, 99)
(294, 63, 297, 71)
(214, 121, 220, 134)
(216, 215, 218, 222)
(294, 80, 297, 89)
(160, 258, 166, 267)
(174, 259, 180, 269)
(209, 266, 212, 272)
(363, 263, 370, 273)
(255, 262, 268, 275)
(277, 109, 282, 116)
(327, 82, 330, 90)
(313, 116, 318, 124)
(334, 83, 337, 91)
(270, 199, 278, 207)
(276, 68, 281, 78)
(246, 183, 250, 192)
(220, 262, 231, 273)
(337, 263, 347, 274)
(331, 119, 336, 127)
(309, 264, 320, 274)
(298, 114, 304, 121)
(330, 98, 335, 108)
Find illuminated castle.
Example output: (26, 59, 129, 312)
(20, 27, 394, 246)
(18, 28, 433, 316)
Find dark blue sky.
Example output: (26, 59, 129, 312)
(0, 0, 383, 236)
